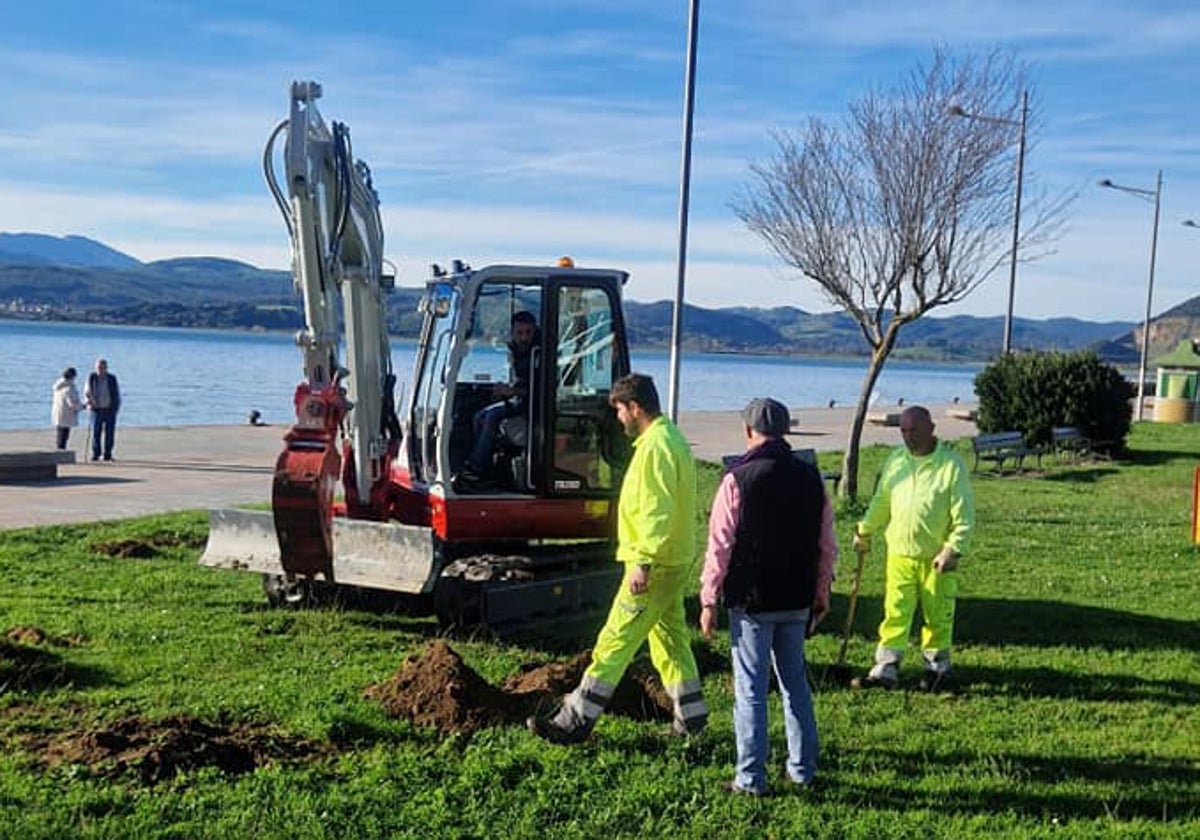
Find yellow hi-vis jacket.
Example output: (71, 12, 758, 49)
(616, 415, 697, 567)
(858, 440, 975, 559)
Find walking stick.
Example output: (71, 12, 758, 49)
(826, 540, 868, 686)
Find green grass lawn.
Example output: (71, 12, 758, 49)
(2, 422, 1198, 839)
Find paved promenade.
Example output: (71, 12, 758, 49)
(0, 405, 978, 529)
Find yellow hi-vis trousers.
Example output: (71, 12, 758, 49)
(553, 562, 706, 734)
(877, 553, 959, 657)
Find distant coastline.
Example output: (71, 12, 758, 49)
(0, 311, 983, 365)
(7, 232, 1198, 365)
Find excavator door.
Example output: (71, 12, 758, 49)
(403, 265, 632, 537)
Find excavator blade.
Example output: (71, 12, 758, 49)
(200, 508, 437, 594)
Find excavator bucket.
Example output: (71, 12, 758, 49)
(200, 508, 439, 594)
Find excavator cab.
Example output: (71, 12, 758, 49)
(399, 262, 633, 542)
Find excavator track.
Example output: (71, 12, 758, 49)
(433, 546, 622, 634)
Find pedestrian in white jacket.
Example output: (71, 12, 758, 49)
(51, 367, 84, 450)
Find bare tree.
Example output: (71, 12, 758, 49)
(733, 49, 1069, 499)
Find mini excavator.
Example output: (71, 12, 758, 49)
(200, 81, 633, 630)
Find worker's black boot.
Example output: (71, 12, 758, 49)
(526, 715, 590, 745)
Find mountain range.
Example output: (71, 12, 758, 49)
(2, 232, 1194, 363)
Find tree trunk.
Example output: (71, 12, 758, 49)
(840, 326, 902, 500)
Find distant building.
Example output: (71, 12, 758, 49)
(1152, 339, 1200, 423)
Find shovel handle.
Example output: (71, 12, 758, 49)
(835, 541, 869, 667)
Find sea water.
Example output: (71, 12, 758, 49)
(1, 319, 979, 430)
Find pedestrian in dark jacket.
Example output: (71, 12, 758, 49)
(84, 358, 121, 461)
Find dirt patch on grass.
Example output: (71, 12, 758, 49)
(31, 714, 328, 785)
(1, 638, 70, 692)
(5, 626, 86, 647)
(365, 640, 674, 735)
(91, 533, 203, 559)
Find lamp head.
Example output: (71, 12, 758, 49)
(1184, 219, 1199, 228)
(1098, 179, 1114, 188)
(946, 104, 966, 117)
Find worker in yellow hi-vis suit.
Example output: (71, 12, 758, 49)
(528, 373, 707, 743)
(852, 405, 974, 693)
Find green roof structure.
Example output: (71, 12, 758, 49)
(1152, 338, 1200, 369)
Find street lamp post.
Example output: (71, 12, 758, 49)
(1099, 171, 1163, 422)
(666, 0, 700, 422)
(948, 90, 1028, 355)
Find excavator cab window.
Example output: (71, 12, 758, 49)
(450, 281, 544, 489)
(548, 283, 630, 493)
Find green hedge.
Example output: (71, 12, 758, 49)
(974, 350, 1133, 449)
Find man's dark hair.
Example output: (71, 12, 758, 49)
(511, 310, 536, 327)
(611, 373, 661, 416)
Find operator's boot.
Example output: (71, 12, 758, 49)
(527, 674, 613, 745)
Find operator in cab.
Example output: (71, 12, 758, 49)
(455, 310, 538, 490)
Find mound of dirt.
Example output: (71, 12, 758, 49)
(366, 641, 675, 736)
(35, 714, 326, 785)
(364, 640, 520, 734)
(502, 651, 590, 697)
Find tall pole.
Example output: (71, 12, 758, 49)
(1135, 170, 1163, 422)
(1001, 91, 1028, 355)
(667, 0, 700, 422)
(947, 93, 1028, 356)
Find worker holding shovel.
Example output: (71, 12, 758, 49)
(852, 405, 974, 693)
(698, 398, 837, 796)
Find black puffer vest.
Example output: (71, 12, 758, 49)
(722, 438, 824, 613)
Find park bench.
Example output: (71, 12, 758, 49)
(720, 447, 842, 494)
(971, 431, 1042, 475)
(0, 450, 76, 482)
(1051, 426, 1092, 463)
(1051, 426, 1116, 463)
(794, 447, 842, 494)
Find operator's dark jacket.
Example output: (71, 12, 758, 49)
(722, 438, 825, 613)
(504, 337, 535, 417)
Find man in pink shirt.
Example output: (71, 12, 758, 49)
(700, 397, 837, 796)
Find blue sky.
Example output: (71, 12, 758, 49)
(1, 1, 1197, 321)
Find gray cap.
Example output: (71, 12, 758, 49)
(743, 397, 791, 437)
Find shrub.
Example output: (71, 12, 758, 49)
(974, 350, 1133, 450)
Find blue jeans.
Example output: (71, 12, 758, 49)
(729, 607, 818, 793)
(91, 408, 117, 460)
(466, 402, 507, 474)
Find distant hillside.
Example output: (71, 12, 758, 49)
(0, 233, 141, 269)
(4, 230, 1183, 361)
(1088, 296, 1200, 365)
